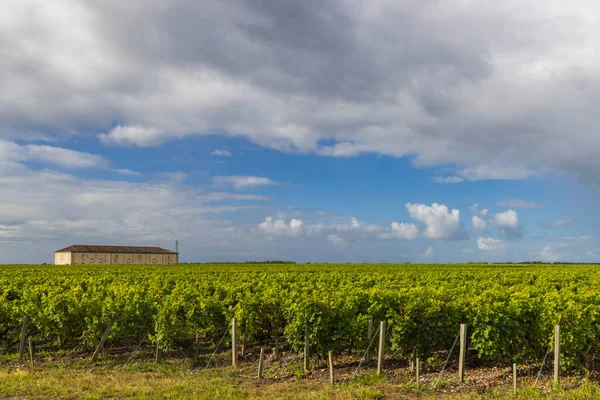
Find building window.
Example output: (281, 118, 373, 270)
(60, 254, 64, 260)
(114, 255, 118, 263)
(89, 258, 94, 263)
(152, 258, 157, 263)
(99, 259, 103, 264)
(127, 258, 131, 264)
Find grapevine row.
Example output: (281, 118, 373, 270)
(1, 263, 599, 371)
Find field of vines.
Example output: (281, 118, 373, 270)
(1, 263, 600, 373)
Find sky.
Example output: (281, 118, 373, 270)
(1, 0, 600, 263)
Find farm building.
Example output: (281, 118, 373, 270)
(54, 245, 178, 265)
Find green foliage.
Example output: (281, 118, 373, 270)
(2, 262, 600, 372)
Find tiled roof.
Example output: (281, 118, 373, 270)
(55, 245, 178, 254)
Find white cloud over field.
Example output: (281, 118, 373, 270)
(258, 217, 305, 238)
(259, 203, 468, 243)
(406, 203, 466, 240)
(472, 216, 487, 231)
(491, 209, 522, 238)
(213, 176, 277, 190)
(0, 140, 106, 169)
(538, 246, 561, 262)
(477, 237, 503, 251)
(210, 149, 231, 157)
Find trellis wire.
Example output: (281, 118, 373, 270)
(534, 344, 553, 388)
(352, 324, 381, 377)
(0, 323, 21, 352)
(433, 328, 461, 389)
(205, 329, 230, 369)
(120, 331, 152, 369)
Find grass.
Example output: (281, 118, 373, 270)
(2, 357, 600, 399)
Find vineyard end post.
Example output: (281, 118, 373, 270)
(28, 337, 34, 367)
(19, 316, 29, 361)
(257, 347, 265, 379)
(365, 317, 373, 363)
(273, 338, 279, 361)
(458, 324, 467, 383)
(304, 324, 310, 372)
(513, 363, 517, 395)
(416, 357, 420, 390)
(377, 320, 386, 375)
(554, 325, 560, 383)
(328, 351, 334, 385)
(232, 317, 238, 368)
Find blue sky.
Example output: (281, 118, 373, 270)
(1, 0, 600, 263)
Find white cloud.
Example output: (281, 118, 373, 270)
(469, 203, 488, 216)
(492, 210, 519, 228)
(496, 199, 544, 209)
(459, 165, 540, 181)
(258, 217, 304, 237)
(477, 237, 503, 251)
(538, 246, 560, 262)
(327, 234, 345, 245)
(472, 215, 487, 231)
(405, 203, 465, 240)
(565, 235, 592, 241)
(331, 217, 384, 234)
(201, 192, 272, 202)
(432, 176, 464, 184)
(4, 1, 600, 182)
(491, 209, 521, 237)
(379, 222, 420, 240)
(423, 247, 434, 257)
(0, 161, 276, 262)
(587, 251, 598, 258)
(0, 140, 107, 169)
(213, 175, 277, 189)
(210, 149, 231, 157)
(156, 171, 188, 182)
(99, 126, 164, 147)
(112, 168, 142, 176)
(544, 218, 574, 229)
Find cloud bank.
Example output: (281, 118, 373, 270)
(3, 1, 600, 181)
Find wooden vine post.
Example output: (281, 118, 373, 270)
(513, 363, 517, 395)
(19, 316, 29, 361)
(458, 324, 467, 383)
(365, 317, 373, 362)
(257, 348, 265, 379)
(377, 320, 386, 375)
(273, 338, 279, 361)
(155, 341, 161, 363)
(232, 317, 238, 368)
(304, 324, 310, 372)
(554, 325, 560, 383)
(328, 351, 334, 385)
(28, 337, 34, 367)
(416, 357, 420, 390)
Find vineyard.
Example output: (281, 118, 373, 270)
(2, 262, 600, 377)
